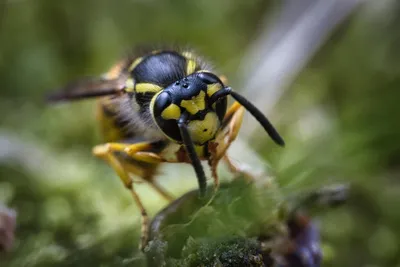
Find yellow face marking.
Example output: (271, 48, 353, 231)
(150, 91, 161, 124)
(128, 57, 143, 72)
(125, 78, 135, 92)
(187, 112, 220, 145)
(161, 104, 181, 120)
(206, 83, 222, 97)
(135, 83, 163, 94)
(180, 91, 206, 115)
(186, 59, 196, 75)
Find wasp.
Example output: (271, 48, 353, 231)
(47, 48, 285, 250)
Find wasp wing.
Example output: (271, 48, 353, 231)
(46, 77, 127, 103)
(45, 54, 137, 103)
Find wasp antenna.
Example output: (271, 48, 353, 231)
(210, 87, 285, 146)
(209, 87, 231, 105)
(178, 112, 207, 197)
(229, 89, 285, 146)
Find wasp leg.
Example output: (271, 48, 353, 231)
(223, 102, 244, 140)
(208, 157, 220, 192)
(146, 180, 175, 202)
(92, 142, 164, 251)
(123, 149, 177, 201)
(207, 143, 220, 192)
(123, 161, 174, 202)
(217, 102, 257, 181)
(211, 101, 245, 169)
(223, 155, 256, 181)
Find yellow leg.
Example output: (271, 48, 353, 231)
(211, 102, 255, 181)
(92, 142, 163, 250)
(212, 102, 245, 163)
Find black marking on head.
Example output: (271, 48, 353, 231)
(166, 74, 207, 104)
(197, 72, 223, 85)
(196, 72, 227, 122)
(151, 72, 228, 143)
(132, 51, 187, 87)
(131, 51, 189, 118)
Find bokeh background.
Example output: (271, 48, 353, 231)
(1, 0, 400, 266)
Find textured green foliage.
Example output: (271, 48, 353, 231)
(145, 179, 281, 262)
(145, 179, 286, 267)
(173, 237, 264, 267)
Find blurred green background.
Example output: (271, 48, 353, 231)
(1, 0, 400, 266)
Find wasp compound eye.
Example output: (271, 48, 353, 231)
(152, 90, 182, 142)
(154, 91, 173, 117)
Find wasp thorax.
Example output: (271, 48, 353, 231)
(151, 72, 228, 145)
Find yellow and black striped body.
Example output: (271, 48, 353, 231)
(96, 49, 227, 162)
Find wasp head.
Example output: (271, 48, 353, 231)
(151, 72, 228, 145)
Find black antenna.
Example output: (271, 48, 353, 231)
(178, 112, 207, 197)
(210, 87, 285, 146)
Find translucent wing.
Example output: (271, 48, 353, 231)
(46, 55, 135, 103)
(46, 77, 126, 103)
